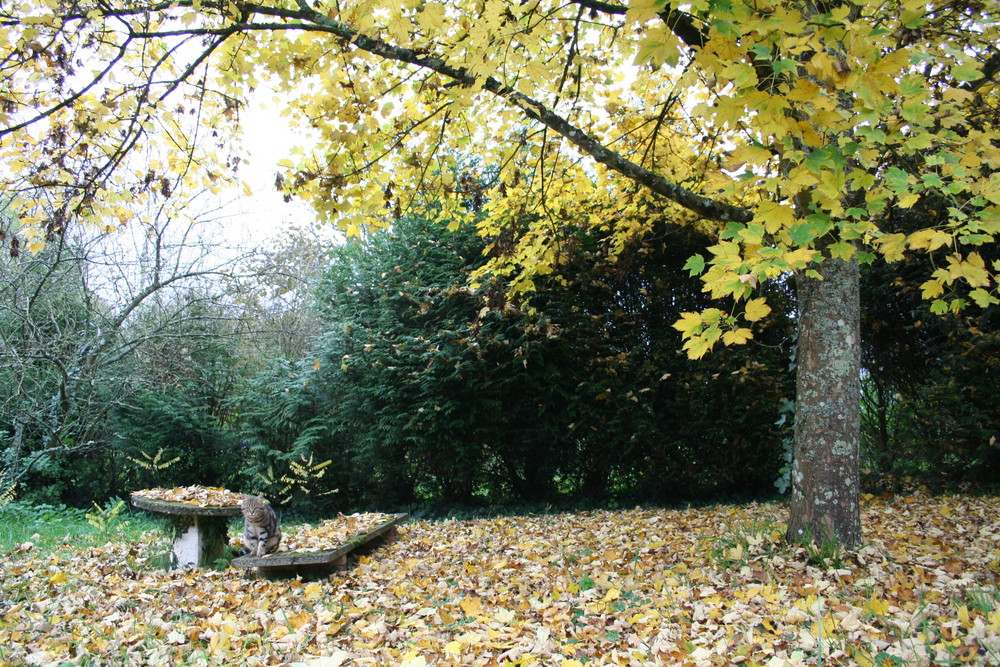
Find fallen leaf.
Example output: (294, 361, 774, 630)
(1, 495, 997, 666)
(460, 595, 483, 617)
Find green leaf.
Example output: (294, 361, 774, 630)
(804, 147, 846, 174)
(899, 75, 926, 97)
(885, 167, 912, 194)
(711, 18, 738, 37)
(969, 288, 998, 308)
(921, 173, 944, 189)
(900, 9, 925, 28)
(959, 233, 993, 246)
(683, 253, 706, 277)
(740, 222, 766, 245)
(720, 222, 745, 241)
(828, 241, 856, 261)
(857, 126, 887, 144)
(789, 222, 818, 247)
(771, 59, 798, 76)
(952, 63, 983, 82)
(856, 250, 878, 265)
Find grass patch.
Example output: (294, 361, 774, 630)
(703, 517, 786, 569)
(0, 498, 164, 553)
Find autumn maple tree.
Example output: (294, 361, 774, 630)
(2, 0, 998, 547)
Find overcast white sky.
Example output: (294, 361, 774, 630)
(220, 94, 326, 247)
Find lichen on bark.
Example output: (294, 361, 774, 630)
(786, 255, 862, 548)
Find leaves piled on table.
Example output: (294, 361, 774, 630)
(132, 485, 244, 507)
(2, 494, 998, 666)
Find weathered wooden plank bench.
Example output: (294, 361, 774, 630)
(231, 513, 408, 579)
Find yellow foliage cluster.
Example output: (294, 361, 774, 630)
(1, 0, 998, 356)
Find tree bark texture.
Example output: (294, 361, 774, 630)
(787, 256, 862, 548)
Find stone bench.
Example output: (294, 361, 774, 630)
(231, 513, 408, 579)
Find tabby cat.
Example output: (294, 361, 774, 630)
(239, 494, 281, 557)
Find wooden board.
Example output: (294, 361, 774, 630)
(232, 513, 408, 579)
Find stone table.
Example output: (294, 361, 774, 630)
(130, 494, 242, 568)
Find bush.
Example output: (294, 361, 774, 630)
(279, 215, 797, 508)
(860, 203, 1000, 492)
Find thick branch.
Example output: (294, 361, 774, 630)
(498, 88, 749, 221)
(238, 1, 753, 222)
(969, 50, 1000, 93)
(569, 0, 707, 47)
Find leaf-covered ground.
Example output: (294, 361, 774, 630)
(1, 494, 998, 666)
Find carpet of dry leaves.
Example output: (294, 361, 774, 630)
(279, 514, 402, 553)
(1, 494, 998, 666)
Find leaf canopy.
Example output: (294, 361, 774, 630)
(1, 0, 998, 353)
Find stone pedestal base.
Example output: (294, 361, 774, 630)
(170, 516, 231, 568)
(131, 494, 242, 569)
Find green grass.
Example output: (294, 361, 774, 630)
(703, 517, 786, 569)
(0, 498, 165, 553)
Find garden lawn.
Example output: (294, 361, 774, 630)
(1, 494, 998, 666)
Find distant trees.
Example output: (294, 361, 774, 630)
(861, 223, 1000, 492)
(3, 192, 997, 510)
(233, 214, 795, 512)
(0, 203, 257, 503)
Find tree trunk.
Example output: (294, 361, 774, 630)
(787, 255, 862, 548)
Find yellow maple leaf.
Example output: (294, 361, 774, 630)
(864, 597, 889, 616)
(493, 608, 516, 624)
(672, 311, 703, 336)
(920, 279, 944, 299)
(399, 652, 427, 667)
(723, 328, 754, 346)
(907, 228, 952, 251)
(743, 298, 771, 322)
(682, 334, 714, 360)
(460, 596, 483, 617)
(625, 0, 667, 24)
(876, 233, 908, 262)
(753, 201, 797, 235)
(418, 2, 445, 33)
